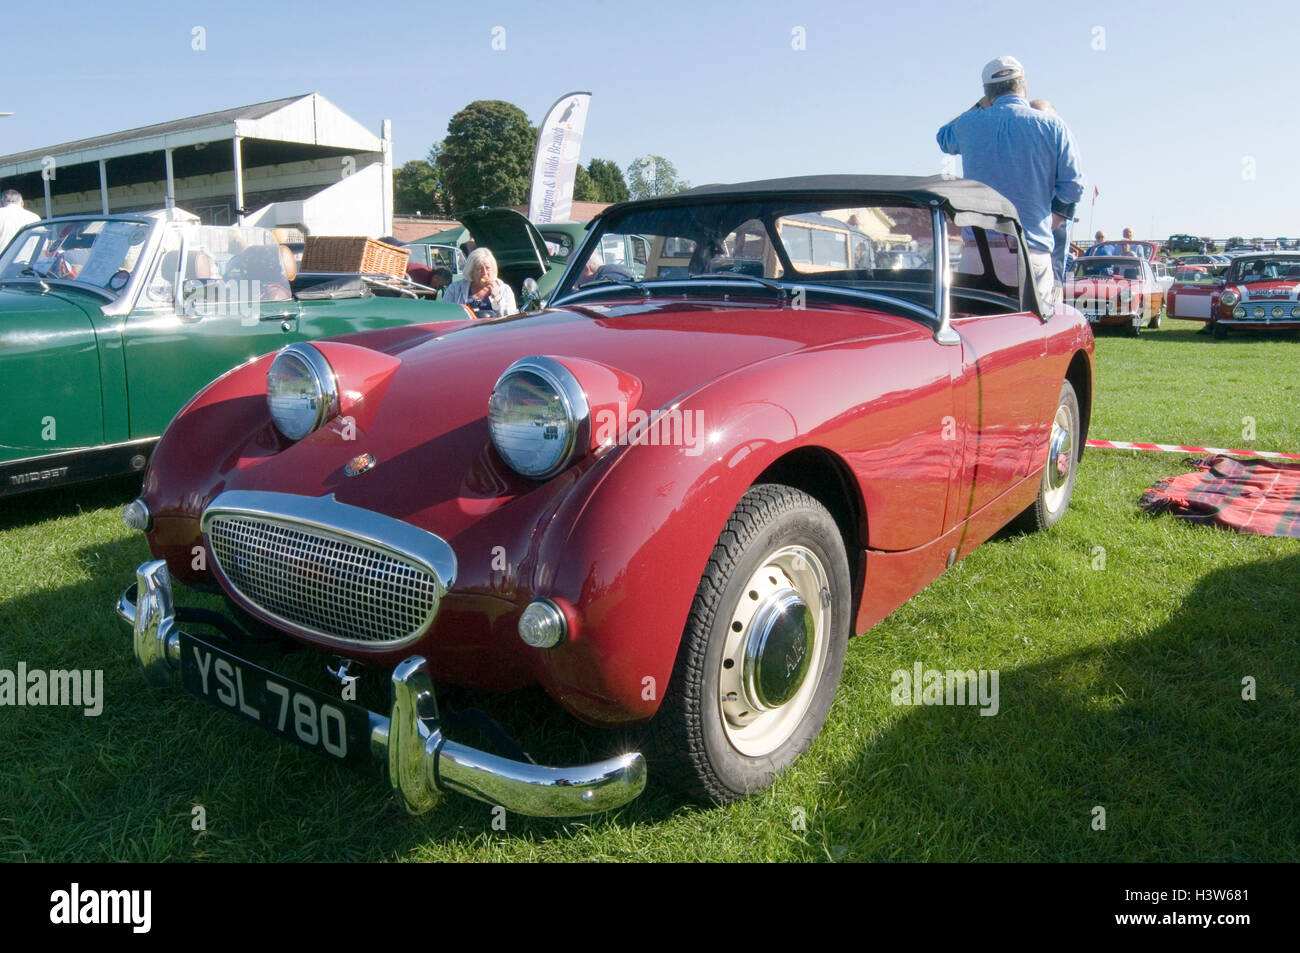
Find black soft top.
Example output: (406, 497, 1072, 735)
(599, 174, 1020, 228)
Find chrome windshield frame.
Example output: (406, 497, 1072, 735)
(931, 204, 958, 345)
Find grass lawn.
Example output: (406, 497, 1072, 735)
(1, 318, 1296, 862)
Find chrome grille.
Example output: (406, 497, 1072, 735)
(206, 514, 443, 646)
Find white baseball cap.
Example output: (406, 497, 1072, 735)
(981, 56, 1024, 85)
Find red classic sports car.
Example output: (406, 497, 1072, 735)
(116, 175, 1095, 815)
(1207, 252, 1300, 338)
(1063, 255, 1166, 334)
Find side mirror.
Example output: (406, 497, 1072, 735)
(520, 277, 542, 312)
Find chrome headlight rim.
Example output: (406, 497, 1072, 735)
(1221, 289, 1240, 307)
(267, 343, 339, 441)
(489, 355, 590, 480)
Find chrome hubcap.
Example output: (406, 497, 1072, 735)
(719, 545, 830, 757)
(1044, 404, 1074, 510)
(742, 589, 814, 710)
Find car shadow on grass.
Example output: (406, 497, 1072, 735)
(8, 531, 1294, 860)
(0, 533, 686, 861)
(0, 473, 143, 532)
(1156, 320, 1300, 344)
(823, 550, 1300, 861)
(1138, 322, 1212, 343)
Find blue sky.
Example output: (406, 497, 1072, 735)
(2, 0, 1297, 237)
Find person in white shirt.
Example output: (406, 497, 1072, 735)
(443, 247, 517, 318)
(0, 190, 40, 254)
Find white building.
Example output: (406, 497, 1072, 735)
(0, 93, 394, 237)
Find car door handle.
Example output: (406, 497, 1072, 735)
(258, 311, 298, 322)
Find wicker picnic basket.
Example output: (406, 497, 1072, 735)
(301, 236, 410, 278)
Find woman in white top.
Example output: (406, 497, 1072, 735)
(443, 247, 517, 317)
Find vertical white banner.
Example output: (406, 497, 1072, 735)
(528, 91, 592, 224)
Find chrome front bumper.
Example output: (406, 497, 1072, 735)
(116, 560, 646, 817)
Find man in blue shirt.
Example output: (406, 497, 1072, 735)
(937, 56, 1085, 311)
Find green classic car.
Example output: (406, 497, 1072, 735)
(0, 209, 469, 497)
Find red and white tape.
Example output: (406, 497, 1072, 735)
(1086, 439, 1300, 461)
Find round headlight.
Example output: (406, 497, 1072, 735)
(267, 344, 338, 441)
(1291, 306, 1300, 318)
(1273, 306, 1285, 318)
(1233, 306, 1246, 318)
(1254, 306, 1265, 318)
(488, 356, 589, 479)
(1221, 290, 1240, 307)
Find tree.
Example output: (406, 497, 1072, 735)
(573, 164, 597, 202)
(586, 158, 629, 203)
(626, 155, 690, 199)
(393, 144, 450, 216)
(437, 101, 536, 215)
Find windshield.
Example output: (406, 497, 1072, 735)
(1090, 241, 1152, 259)
(555, 197, 939, 310)
(1071, 258, 1144, 280)
(0, 218, 152, 299)
(1226, 257, 1300, 284)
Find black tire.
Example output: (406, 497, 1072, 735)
(1125, 320, 1141, 337)
(1212, 323, 1228, 339)
(1013, 379, 1081, 533)
(1147, 306, 1163, 329)
(646, 484, 851, 803)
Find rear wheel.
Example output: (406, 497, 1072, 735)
(647, 484, 851, 803)
(1125, 320, 1141, 337)
(1014, 380, 1081, 533)
(1147, 305, 1163, 329)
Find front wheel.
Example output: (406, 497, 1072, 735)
(1014, 379, 1081, 533)
(647, 485, 851, 803)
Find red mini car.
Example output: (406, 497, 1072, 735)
(116, 176, 1095, 815)
(1208, 252, 1300, 338)
(1063, 255, 1166, 334)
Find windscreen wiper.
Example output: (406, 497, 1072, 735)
(18, 268, 51, 292)
(688, 271, 788, 298)
(579, 272, 648, 294)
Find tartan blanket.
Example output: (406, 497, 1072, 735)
(1140, 455, 1300, 538)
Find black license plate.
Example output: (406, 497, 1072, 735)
(179, 633, 375, 773)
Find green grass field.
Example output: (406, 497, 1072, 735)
(1, 319, 1297, 862)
